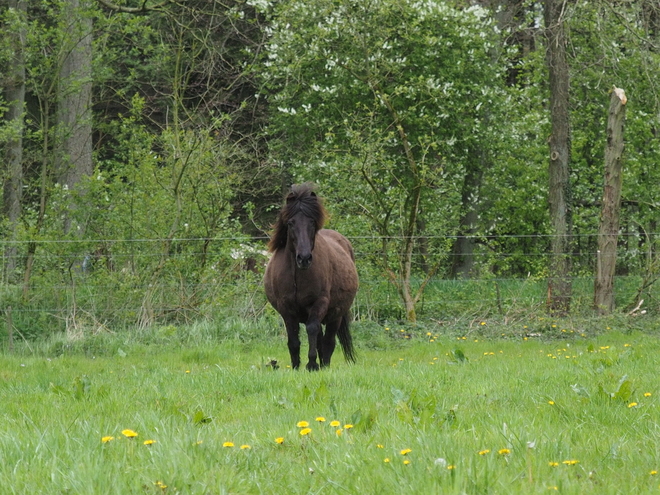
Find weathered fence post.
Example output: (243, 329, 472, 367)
(7, 306, 14, 352)
(594, 87, 627, 314)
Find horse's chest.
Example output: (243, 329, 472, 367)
(271, 273, 325, 310)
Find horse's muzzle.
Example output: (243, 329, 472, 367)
(296, 253, 313, 269)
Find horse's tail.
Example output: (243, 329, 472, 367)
(338, 313, 356, 363)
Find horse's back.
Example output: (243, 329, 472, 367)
(319, 229, 356, 263)
(318, 229, 358, 301)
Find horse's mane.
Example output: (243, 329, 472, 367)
(268, 183, 327, 252)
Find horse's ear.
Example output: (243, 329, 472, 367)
(286, 192, 296, 204)
(310, 191, 317, 197)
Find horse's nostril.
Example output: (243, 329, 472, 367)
(297, 253, 312, 268)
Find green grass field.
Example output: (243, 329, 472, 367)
(1, 321, 660, 494)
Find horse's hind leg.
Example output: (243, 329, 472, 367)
(305, 299, 330, 371)
(320, 319, 339, 368)
(283, 317, 301, 369)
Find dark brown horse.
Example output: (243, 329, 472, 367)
(264, 184, 358, 371)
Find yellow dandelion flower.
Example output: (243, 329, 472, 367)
(343, 424, 354, 430)
(384, 458, 391, 463)
(447, 465, 456, 470)
(223, 441, 234, 448)
(498, 449, 511, 455)
(548, 400, 555, 405)
(240, 445, 251, 450)
(645, 392, 652, 397)
(101, 436, 114, 443)
(562, 459, 579, 465)
(154, 481, 168, 489)
(121, 429, 138, 438)
(400, 448, 412, 455)
(548, 462, 559, 467)
(300, 428, 312, 436)
(296, 421, 309, 428)
(377, 444, 384, 449)
(628, 402, 638, 408)
(330, 420, 341, 427)
(315, 417, 326, 422)
(650, 470, 658, 476)
(403, 460, 411, 465)
(275, 437, 285, 444)
(143, 439, 156, 446)
(478, 449, 490, 456)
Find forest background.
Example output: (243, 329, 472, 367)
(1, 0, 660, 341)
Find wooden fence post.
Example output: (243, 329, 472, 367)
(7, 306, 14, 352)
(594, 87, 627, 314)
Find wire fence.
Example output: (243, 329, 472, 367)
(1, 233, 658, 340)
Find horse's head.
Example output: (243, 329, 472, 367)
(286, 208, 317, 269)
(268, 183, 327, 270)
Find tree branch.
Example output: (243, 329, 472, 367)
(96, 0, 177, 14)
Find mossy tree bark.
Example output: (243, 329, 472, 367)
(544, 0, 573, 315)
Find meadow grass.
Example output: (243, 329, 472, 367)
(1, 322, 660, 494)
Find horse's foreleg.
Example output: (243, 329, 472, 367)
(305, 320, 322, 371)
(283, 317, 301, 369)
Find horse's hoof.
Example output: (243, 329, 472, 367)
(306, 362, 320, 371)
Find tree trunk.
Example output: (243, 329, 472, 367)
(544, 0, 573, 315)
(2, 0, 27, 283)
(594, 88, 627, 315)
(56, 0, 93, 234)
(451, 148, 487, 278)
